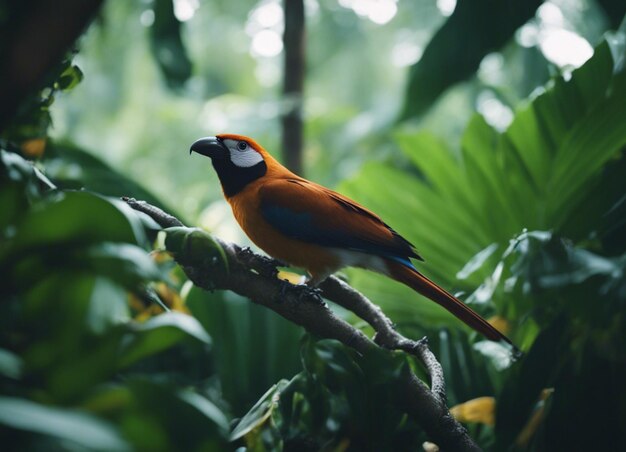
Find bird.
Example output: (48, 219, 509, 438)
(190, 133, 513, 346)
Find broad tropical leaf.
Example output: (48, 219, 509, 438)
(343, 37, 626, 332)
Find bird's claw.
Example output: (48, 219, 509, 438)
(276, 279, 324, 305)
(239, 246, 281, 278)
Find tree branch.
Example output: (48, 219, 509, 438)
(123, 197, 480, 451)
(0, 0, 104, 131)
(319, 276, 447, 401)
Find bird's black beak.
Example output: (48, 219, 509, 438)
(190, 136, 227, 159)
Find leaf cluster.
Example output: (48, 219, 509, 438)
(0, 149, 231, 451)
(232, 337, 423, 451)
(339, 31, 626, 450)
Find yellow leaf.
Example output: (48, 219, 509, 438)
(515, 388, 554, 448)
(488, 315, 510, 335)
(450, 396, 495, 426)
(21, 138, 46, 158)
(154, 282, 189, 314)
(128, 293, 147, 314)
(150, 249, 173, 264)
(335, 438, 351, 452)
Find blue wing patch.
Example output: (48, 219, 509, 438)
(260, 202, 418, 269)
(261, 203, 336, 248)
(386, 255, 417, 269)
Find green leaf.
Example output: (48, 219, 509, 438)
(2, 191, 148, 261)
(149, 0, 193, 89)
(178, 390, 230, 434)
(457, 243, 499, 281)
(132, 311, 212, 344)
(343, 37, 626, 332)
(186, 288, 302, 415)
(56, 65, 84, 91)
(547, 72, 626, 226)
(119, 312, 211, 367)
(0, 397, 130, 451)
(0, 149, 56, 234)
(87, 277, 131, 334)
(301, 337, 365, 391)
(230, 381, 288, 441)
(75, 242, 162, 287)
(239, 337, 421, 449)
(401, 0, 542, 119)
(43, 142, 177, 219)
(1, 149, 40, 183)
(123, 380, 229, 449)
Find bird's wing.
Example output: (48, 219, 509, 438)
(258, 178, 422, 263)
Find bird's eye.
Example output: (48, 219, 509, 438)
(237, 141, 248, 151)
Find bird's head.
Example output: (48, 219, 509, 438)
(190, 133, 271, 197)
(190, 134, 267, 167)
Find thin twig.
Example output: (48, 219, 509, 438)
(122, 197, 183, 227)
(320, 276, 447, 402)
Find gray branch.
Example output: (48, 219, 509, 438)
(123, 197, 480, 451)
(319, 276, 447, 402)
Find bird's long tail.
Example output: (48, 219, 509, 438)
(387, 261, 514, 346)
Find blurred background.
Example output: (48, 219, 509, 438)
(1, 0, 625, 450)
(51, 0, 609, 223)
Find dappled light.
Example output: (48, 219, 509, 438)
(476, 90, 514, 131)
(539, 28, 593, 67)
(247, 0, 285, 58)
(339, 0, 398, 25)
(173, 0, 199, 22)
(391, 34, 423, 67)
(251, 29, 284, 57)
(436, 0, 457, 17)
(516, 1, 594, 68)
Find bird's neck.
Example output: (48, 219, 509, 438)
(212, 159, 267, 198)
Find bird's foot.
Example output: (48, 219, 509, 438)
(276, 279, 324, 305)
(238, 246, 282, 278)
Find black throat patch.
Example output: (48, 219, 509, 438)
(212, 159, 267, 197)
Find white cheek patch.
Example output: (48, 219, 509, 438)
(229, 148, 264, 168)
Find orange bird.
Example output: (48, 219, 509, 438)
(191, 133, 513, 345)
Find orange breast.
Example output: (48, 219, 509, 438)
(227, 181, 341, 278)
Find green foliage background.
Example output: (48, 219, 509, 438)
(1, 0, 625, 450)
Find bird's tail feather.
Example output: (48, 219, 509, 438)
(387, 261, 514, 346)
